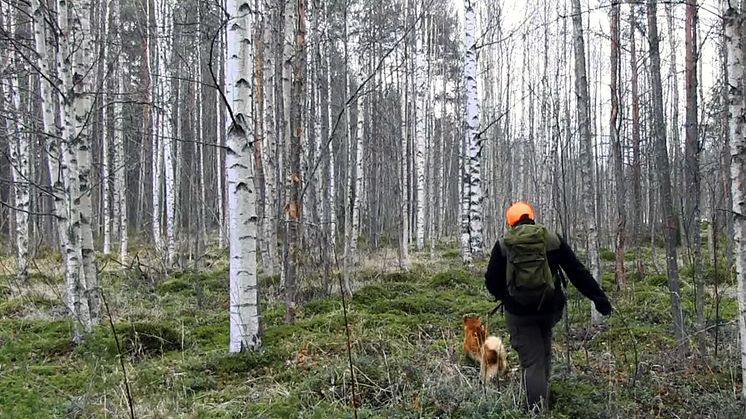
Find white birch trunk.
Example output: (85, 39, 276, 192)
(3, 2, 29, 281)
(571, 0, 602, 324)
(147, 0, 163, 255)
(352, 62, 364, 261)
(226, 0, 260, 352)
(32, 0, 68, 262)
(73, 0, 99, 324)
(464, 0, 482, 257)
(101, 0, 111, 256)
(262, 0, 277, 276)
(99, 1, 111, 255)
(342, 12, 353, 294)
(460, 124, 471, 263)
(325, 15, 337, 252)
(217, 44, 226, 250)
(414, 13, 426, 251)
(159, 0, 176, 266)
(726, 7, 746, 399)
(399, 48, 411, 270)
(8, 89, 30, 283)
(57, 0, 91, 338)
(114, 0, 127, 262)
(281, 0, 294, 290)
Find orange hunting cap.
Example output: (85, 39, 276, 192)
(506, 201, 535, 226)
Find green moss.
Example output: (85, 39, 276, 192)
(600, 247, 616, 261)
(0, 320, 72, 363)
(0, 284, 12, 298)
(441, 249, 461, 260)
(0, 373, 58, 418)
(645, 273, 668, 287)
(353, 283, 418, 308)
(305, 297, 341, 316)
(157, 277, 193, 294)
(193, 350, 284, 377)
(429, 268, 479, 290)
(550, 376, 606, 418)
(193, 324, 228, 348)
(382, 270, 423, 283)
(259, 273, 282, 288)
(201, 268, 229, 291)
(0, 293, 64, 319)
(120, 322, 186, 357)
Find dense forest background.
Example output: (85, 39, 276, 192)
(1, 0, 746, 417)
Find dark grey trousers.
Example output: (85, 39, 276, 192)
(506, 310, 562, 411)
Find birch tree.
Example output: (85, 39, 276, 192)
(56, 0, 92, 339)
(684, 0, 704, 353)
(629, 5, 644, 277)
(100, 0, 111, 256)
(647, 0, 686, 351)
(32, 0, 69, 265)
(2, 1, 29, 281)
(324, 1, 337, 263)
(261, 0, 278, 277)
(610, 0, 625, 290)
(225, 0, 260, 352)
(570, 0, 602, 323)
(726, 6, 746, 398)
(464, 0, 482, 259)
(113, 0, 128, 262)
(285, 0, 305, 322)
(399, 44, 411, 270)
(157, 0, 176, 266)
(414, 5, 426, 251)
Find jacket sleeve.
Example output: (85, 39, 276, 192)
(556, 237, 610, 304)
(484, 241, 506, 300)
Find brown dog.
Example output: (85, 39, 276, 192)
(463, 315, 508, 384)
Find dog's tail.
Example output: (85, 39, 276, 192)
(480, 336, 508, 383)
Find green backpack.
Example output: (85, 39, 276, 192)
(499, 223, 560, 308)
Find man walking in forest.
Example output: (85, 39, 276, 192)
(484, 201, 612, 411)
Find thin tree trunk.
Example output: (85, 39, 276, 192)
(3, 2, 29, 282)
(648, 0, 686, 351)
(57, 0, 91, 340)
(399, 45, 411, 270)
(33, 0, 69, 269)
(352, 56, 364, 266)
(226, 0, 260, 352)
(684, 0, 704, 354)
(630, 4, 644, 278)
(610, 1, 625, 290)
(197, 4, 207, 252)
(254, 7, 269, 274)
(73, 0, 99, 325)
(114, 0, 127, 263)
(725, 6, 746, 398)
(100, 0, 111, 256)
(571, 0, 602, 323)
(414, 7, 426, 251)
(465, 0, 482, 258)
(263, 0, 278, 276)
(342, 4, 353, 295)
(149, 0, 163, 256)
(159, 0, 176, 266)
(281, 0, 293, 293)
(285, 0, 305, 322)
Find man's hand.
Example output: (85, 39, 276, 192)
(594, 298, 612, 316)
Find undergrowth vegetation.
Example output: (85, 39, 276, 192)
(0, 244, 743, 418)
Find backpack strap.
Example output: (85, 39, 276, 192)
(498, 238, 507, 255)
(543, 227, 562, 252)
(543, 229, 565, 287)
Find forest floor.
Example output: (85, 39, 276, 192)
(0, 241, 744, 418)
